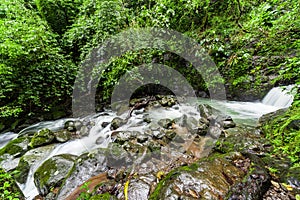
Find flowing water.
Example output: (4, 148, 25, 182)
(0, 132, 18, 149)
(0, 86, 295, 199)
(262, 85, 294, 107)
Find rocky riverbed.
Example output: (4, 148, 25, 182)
(0, 95, 299, 200)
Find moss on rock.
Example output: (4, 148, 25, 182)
(29, 128, 55, 148)
(0, 137, 30, 159)
(34, 154, 76, 195)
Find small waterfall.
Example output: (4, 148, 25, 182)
(262, 86, 295, 107)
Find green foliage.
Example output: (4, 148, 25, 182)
(0, 0, 76, 119)
(0, 168, 22, 200)
(133, 0, 207, 31)
(76, 181, 92, 200)
(63, 0, 130, 62)
(263, 97, 300, 167)
(35, 0, 83, 35)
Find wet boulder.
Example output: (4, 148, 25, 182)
(215, 126, 271, 156)
(29, 129, 55, 148)
(15, 145, 56, 183)
(149, 155, 246, 199)
(207, 123, 223, 139)
(64, 120, 76, 132)
(0, 137, 30, 159)
(0, 136, 31, 171)
(258, 108, 287, 127)
(198, 104, 221, 119)
(57, 148, 108, 199)
(111, 131, 137, 145)
(34, 154, 76, 196)
(216, 115, 236, 129)
(137, 134, 149, 143)
(158, 96, 176, 107)
(54, 130, 72, 143)
(105, 143, 133, 167)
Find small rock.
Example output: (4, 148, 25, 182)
(101, 122, 110, 128)
(79, 125, 89, 137)
(137, 135, 148, 143)
(54, 130, 72, 142)
(198, 104, 221, 119)
(64, 121, 76, 132)
(111, 117, 127, 130)
(152, 130, 165, 139)
(158, 119, 173, 129)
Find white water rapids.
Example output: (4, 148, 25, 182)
(0, 86, 295, 199)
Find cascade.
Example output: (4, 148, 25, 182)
(262, 85, 295, 107)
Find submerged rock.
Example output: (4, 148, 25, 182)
(64, 120, 76, 132)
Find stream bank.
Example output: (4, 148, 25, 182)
(0, 87, 299, 200)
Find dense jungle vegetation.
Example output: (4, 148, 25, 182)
(0, 0, 299, 198)
(0, 0, 299, 125)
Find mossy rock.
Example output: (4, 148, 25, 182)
(149, 154, 245, 199)
(34, 154, 76, 195)
(15, 144, 56, 183)
(157, 118, 173, 129)
(214, 126, 270, 156)
(56, 148, 108, 199)
(105, 143, 132, 167)
(198, 104, 221, 119)
(54, 130, 72, 142)
(110, 117, 127, 130)
(29, 128, 55, 148)
(0, 137, 30, 158)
